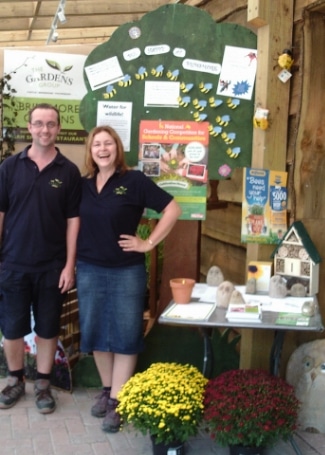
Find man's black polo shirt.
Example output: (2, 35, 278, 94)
(0, 146, 81, 272)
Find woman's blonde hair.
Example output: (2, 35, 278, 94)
(83, 125, 129, 177)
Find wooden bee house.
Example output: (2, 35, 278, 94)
(271, 221, 321, 296)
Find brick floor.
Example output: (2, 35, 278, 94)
(0, 378, 324, 455)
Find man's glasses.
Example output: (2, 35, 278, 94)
(30, 121, 58, 129)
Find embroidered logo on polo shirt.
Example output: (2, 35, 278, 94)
(49, 178, 63, 188)
(114, 186, 127, 195)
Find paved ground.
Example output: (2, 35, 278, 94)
(1, 378, 325, 455)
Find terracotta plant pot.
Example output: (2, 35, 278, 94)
(170, 278, 195, 304)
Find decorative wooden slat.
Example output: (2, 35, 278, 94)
(0, 0, 173, 46)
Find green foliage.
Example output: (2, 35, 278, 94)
(210, 328, 240, 377)
(0, 71, 18, 162)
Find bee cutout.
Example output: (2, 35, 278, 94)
(253, 107, 269, 130)
(208, 125, 222, 137)
(178, 96, 191, 107)
(278, 49, 294, 71)
(227, 98, 240, 109)
(199, 82, 213, 93)
(167, 69, 179, 81)
(216, 115, 230, 126)
(151, 65, 164, 77)
(193, 112, 208, 122)
(226, 147, 241, 158)
(221, 132, 236, 144)
(219, 80, 231, 92)
(192, 99, 207, 111)
(118, 74, 132, 87)
(208, 97, 223, 108)
(103, 85, 116, 99)
(180, 82, 194, 93)
(135, 66, 148, 80)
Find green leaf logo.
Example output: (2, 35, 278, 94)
(49, 178, 63, 188)
(45, 60, 73, 73)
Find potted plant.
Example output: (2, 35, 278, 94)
(247, 204, 265, 234)
(117, 362, 207, 455)
(203, 369, 300, 455)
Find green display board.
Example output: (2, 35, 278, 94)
(79, 4, 257, 179)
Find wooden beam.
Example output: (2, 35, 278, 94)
(241, 0, 294, 372)
(247, 0, 269, 27)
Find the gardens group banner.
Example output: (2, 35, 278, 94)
(3, 49, 88, 144)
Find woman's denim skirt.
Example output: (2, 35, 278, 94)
(76, 261, 147, 354)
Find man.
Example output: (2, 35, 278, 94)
(0, 103, 81, 414)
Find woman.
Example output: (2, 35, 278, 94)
(76, 125, 181, 432)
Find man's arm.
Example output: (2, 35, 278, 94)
(58, 216, 80, 293)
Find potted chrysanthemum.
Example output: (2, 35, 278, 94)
(117, 362, 208, 455)
(203, 369, 300, 455)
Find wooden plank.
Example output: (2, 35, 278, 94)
(200, 236, 246, 285)
(247, 0, 269, 27)
(202, 203, 243, 247)
(241, 0, 294, 371)
(157, 220, 200, 316)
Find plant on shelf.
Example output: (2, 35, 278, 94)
(117, 362, 207, 447)
(203, 369, 300, 453)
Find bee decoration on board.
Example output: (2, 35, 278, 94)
(135, 66, 148, 80)
(226, 147, 241, 158)
(151, 64, 164, 77)
(221, 132, 236, 144)
(226, 98, 240, 109)
(118, 74, 132, 87)
(178, 96, 191, 107)
(180, 82, 194, 93)
(166, 69, 180, 81)
(103, 85, 116, 99)
(192, 99, 207, 111)
(208, 124, 223, 137)
(193, 112, 208, 122)
(199, 82, 213, 93)
(216, 115, 230, 126)
(208, 97, 223, 108)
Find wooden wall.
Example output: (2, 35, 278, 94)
(194, 0, 325, 374)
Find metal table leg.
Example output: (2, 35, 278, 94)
(199, 327, 213, 378)
(269, 330, 285, 376)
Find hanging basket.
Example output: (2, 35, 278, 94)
(151, 436, 185, 455)
(229, 445, 266, 455)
